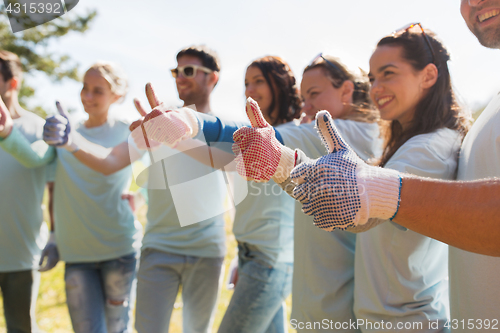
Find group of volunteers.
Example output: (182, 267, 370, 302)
(1, 0, 499, 332)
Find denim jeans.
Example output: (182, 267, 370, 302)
(64, 252, 138, 333)
(218, 242, 293, 333)
(135, 248, 224, 333)
(0, 269, 41, 333)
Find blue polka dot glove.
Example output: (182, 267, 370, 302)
(43, 101, 79, 153)
(290, 111, 402, 231)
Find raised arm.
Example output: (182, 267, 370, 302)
(44, 101, 142, 175)
(290, 111, 500, 257)
(0, 97, 55, 167)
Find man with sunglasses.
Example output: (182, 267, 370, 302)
(172, 45, 220, 114)
(135, 45, 228, 333)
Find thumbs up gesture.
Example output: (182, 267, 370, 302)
(232, 97, 296, 183)
(290, 111, 402, 231)
(43, 101, 79, 153)
(0, 96, 14, 138)
(129, 84, 162, 151)
(132, 83, 200, 148)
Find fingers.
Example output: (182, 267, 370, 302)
(134, 98, 148, 117)
(145, 83, 161, 109)
(290, 162, 310, 186)
(55, 101, 70, 119)
(0, 96, 8, 126)
(245, 97, 270, 129)
(315, 111, 348, 153)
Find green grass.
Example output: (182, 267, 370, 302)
(0, 196, 295, 333)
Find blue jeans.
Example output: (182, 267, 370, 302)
(218, 242, 293, 333)
(64, 252, 138, 333)
(135, 248, 224, 333)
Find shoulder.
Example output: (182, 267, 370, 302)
(386, 128, 462, 179)
(399, 128, 462, 161)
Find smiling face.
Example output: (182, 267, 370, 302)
(245, 65, 279, 123)
(80, 69, 119, 117)
(461, 0, 500, 48)
(369, 45, 428, 128)
(176, 55, 212, 107)
(300, 67, 350, 121)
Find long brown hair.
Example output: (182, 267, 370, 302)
(303, 55, 378, 123)
(248, 56, 302, 126)
(376, 28, 471, 167)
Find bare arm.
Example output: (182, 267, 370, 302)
(72, 140, 142, 176)
(47, 182, 55, 231)
(394, 177, 500, 256)
(175, 139, 236, 171)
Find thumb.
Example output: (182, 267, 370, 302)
(145, 82, 161, 109)
(0, 98, 7, 126)
(315, 110, 348, 154)
(245, 97, 270, 128)
(133, 98, 148, 117)
(55, 101, 70, 119)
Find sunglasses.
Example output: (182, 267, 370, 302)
(309, 53, 347, 81)
(392, 22, 436, 64)
(171, 65, 213, 79)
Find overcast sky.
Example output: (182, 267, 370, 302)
(23, 0, 500, 122)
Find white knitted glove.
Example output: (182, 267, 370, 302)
(290, 111, 402, 231)
(140, 83, 199, 148)
(43, 101, 79, 153)
(129, 93, 161, 151)
(0, 97, 13, 138)
(232, 97, 296, 183)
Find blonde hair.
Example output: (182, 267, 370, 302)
(85, 61, 128, 102)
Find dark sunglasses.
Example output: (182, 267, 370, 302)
(309, 53, 347, 81)
(392, 22, 436, 64)
(171, 65, 213, 79)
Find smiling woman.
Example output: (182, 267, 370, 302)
(352, 25, 472, 332)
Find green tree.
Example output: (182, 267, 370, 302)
(0, 5, 96, 117)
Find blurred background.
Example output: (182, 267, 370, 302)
(5, 0, 500, 122)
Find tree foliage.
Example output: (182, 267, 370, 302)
(0, 5, 96, 116)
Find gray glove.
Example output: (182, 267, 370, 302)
(38, 232, 60, 272)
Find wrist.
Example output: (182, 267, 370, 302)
(272, 146, 296, 184)
(180, 107, 200, 138)
(48, 231, 56, 244)
(0, 124, 13, 138)
(64, 141, 79, 153)
(357, 166, 401, 223)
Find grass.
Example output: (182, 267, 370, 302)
(0, 192, 295, 333)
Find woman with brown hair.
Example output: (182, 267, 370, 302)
(353, 23, 470, 331)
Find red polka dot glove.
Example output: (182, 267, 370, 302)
(139, 83, 199, 148)
(290, 111, 402, 231)
(232, 97, 296, 183)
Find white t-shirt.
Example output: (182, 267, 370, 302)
(450, 92, 500, 329)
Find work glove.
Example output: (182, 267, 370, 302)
(129, 84, 162, 151)
(290, 111, 402, 231)
(134, 83, 199, 148)
(232, 97, 296, 184)
(43, 101, 79, 153)
(38, 232, 60, 272)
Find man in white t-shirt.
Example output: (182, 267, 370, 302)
(135, 45, 228, 333)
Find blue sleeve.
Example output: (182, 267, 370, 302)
(195, 112, 285, 145)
